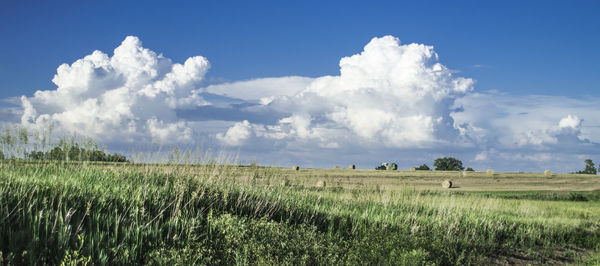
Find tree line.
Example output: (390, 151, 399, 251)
(376, 157, 475, 171)
(0, 144, 128, 163)
(23, 144, 128, 162)
(376, 156, 598, 174)
(0, 126, 128, 163)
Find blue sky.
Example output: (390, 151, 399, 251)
(1, 1, 599, 171)
(2, 1, 599, 98)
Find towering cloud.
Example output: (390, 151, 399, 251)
(20, 36, 209, 144)
(220, 36, 474, 149)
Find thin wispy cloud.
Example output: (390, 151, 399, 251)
(472, 64, 492, 69)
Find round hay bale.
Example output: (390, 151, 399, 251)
(386, 165, 392, 171)
(544, 169, 552, 176)
(349, 164, 356, 169)
(442, 180, 453, 189)
(410, 167, 416, 171)
(316, 180, 326, 187)
(486, 169, 494, 176)
(334, 165, 340, 169)
(292, 165, 299, 171)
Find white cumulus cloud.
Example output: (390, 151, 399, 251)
(559, 115, 581, 130)
(20, 36, 209, 144)
(216, 120, 252, 146)
(222, 36, 475, 148)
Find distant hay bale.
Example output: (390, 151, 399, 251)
(486, 169, 494, 176)
(316, 180, 326, 187)
(386, 165, 392, 171)
(544, 169, 552, 176)
(349, 164, 356, 169)
(335, 165, 340, 169)
(410, 167, 416, 171)
(292, 165, 299, 171)
(442, 180, 453, 189)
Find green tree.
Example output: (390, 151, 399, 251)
(465, 167, 475, 172)
(107, 153, 128, 162)
(49, 147, 65, 161)
(434, 157, 464, 171)
(415, 164, 430, 170)
(67, 145, 82, 161)
(577, 159, 597, 174)
(0, 151, 4, 160)
(26, 151, 44, 160)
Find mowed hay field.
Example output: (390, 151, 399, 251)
(1, 161, 600, 265)
(280, 167, 600, 192)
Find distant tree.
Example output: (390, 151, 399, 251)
(434, 157, 464, 171)
(107, 153, 128, 163)
(465, 167, 475, 172)
(49, 147, 65, 161)
(25, 151, 44, 160)
(585, 159, 597, 174)
(577, 159, 597, 174)
(415, 164, 431, 171)
(87, 150, 107, 162)
(67, 145, 81, 161)
(23, 144, 128, 163)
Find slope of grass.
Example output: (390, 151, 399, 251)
(1, 161, 599, 265)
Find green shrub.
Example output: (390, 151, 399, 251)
(415, 164, 430, 171)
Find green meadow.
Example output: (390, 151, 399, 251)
(1, 159, 599, 265)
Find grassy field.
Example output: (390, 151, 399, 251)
(1, 160, 599, 265)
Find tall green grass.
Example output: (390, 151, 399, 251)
(1, 159, 599, 265)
